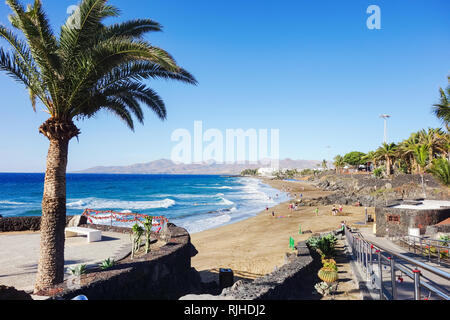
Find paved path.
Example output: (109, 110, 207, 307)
(0, 231, 131, 293)
(356, 227, 450, 300)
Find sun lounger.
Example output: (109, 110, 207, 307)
(65, 227, 102, 243)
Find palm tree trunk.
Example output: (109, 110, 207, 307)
(411, 155, 416, 174)
(386, 157, 391, 175)
(34, 137, 69, 293)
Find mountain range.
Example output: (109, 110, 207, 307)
(73, 159, 322, 175)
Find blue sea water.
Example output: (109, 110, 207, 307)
(0, 173, 290, 234)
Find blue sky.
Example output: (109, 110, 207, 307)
(0, 0, 449, 172)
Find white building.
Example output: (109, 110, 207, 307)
(257, 167, 280, 177)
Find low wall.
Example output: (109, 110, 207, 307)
(220, 241, 322, 300)
(375, 207, 450, 237)
(0, 216, 73, 232)
(47, 223, 202, 300)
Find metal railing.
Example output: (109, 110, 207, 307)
(395, 234, 450, 266)
(344, 226, 450, 300)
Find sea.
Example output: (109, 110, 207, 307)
(0, 173, 290, 234)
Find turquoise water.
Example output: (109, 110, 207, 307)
(0, 173, 289, 234)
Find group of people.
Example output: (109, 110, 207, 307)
(288, 202, 301, 212)
(331, 205, 343, 216)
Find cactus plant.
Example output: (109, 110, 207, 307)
(318, 267, 339, 283)
(142, 216, 153, 254)
(131, 223, 144, 258)
(322, 258, 338, 271)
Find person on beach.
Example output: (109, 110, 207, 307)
(338, 221, 345, 235)
(315, 208, 319, 216)
(339, 205, 343, 213)
(272, 211, 275, 217)
(332, 205, 338, 216)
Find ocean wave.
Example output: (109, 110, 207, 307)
(153, 193, 217, 199)
(220, 197, 234, 206)
(66, 198, 175, 210)
(176, 213, 232, 234)
(0, 200, 27, 206)
(193, 186, 233, 190)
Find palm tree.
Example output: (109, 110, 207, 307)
(333, 155, 344, 174)
(398, 132, 421, 174)
(375, 143, 397, 176)
(414, 144, 429, 198)
(433, 75, 450, 130)
(0, 0, 196, 292)
(322, 159, 328, 170)
(427, 158, 450, 186)
(418, 128, 447, 166)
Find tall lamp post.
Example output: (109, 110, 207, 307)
(380, 114, 391, 143)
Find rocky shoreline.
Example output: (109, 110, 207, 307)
(299, 173, 449, 208)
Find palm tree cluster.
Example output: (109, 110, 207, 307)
(334, 128, 449, 185)
(0, 0, 196, 292)
(369, 129, 449, 177)
(333, 75, 450, 186)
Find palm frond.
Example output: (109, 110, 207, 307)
(59, 0, 118, 58)
(101, 19, 162, 39)
(1, 0, 196, 131)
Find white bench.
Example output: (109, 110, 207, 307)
(65, 227, 102, 243)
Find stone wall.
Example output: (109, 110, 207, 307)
(219, 241, 322, 300)
(0, 285, 33, 300)
(47, 223, 202, 300)
(0, 216, 73, 232)
(375, 207, 450, 237)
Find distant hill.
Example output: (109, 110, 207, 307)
(73, 158, 322, 175)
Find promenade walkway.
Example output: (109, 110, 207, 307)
(355, 227, 450, 300)
(0, 231, 130, 293)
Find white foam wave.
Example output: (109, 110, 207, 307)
(154, 193, 217, 199)
(193, 186, 233, 190)
(0, 200, 26, 205)
(66, 198, 175, 210)
(177, 214, 232, 234)
(220, 197, 234, 206)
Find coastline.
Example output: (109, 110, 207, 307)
(190, 176, 372, 282)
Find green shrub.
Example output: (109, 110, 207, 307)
(99, 258, 116, 270)
(306, 236, 321, 248)
(69, 264, 87, 276)
(373, 167, 385, 178)
(307, 234, 337, 258)
(241, 169, 259, 176)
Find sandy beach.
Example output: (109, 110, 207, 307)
(191, 177, 373, 283)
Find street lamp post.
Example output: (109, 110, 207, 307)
(380, 114, 391, 144)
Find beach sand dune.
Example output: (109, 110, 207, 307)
(191, 178, 372, 284)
